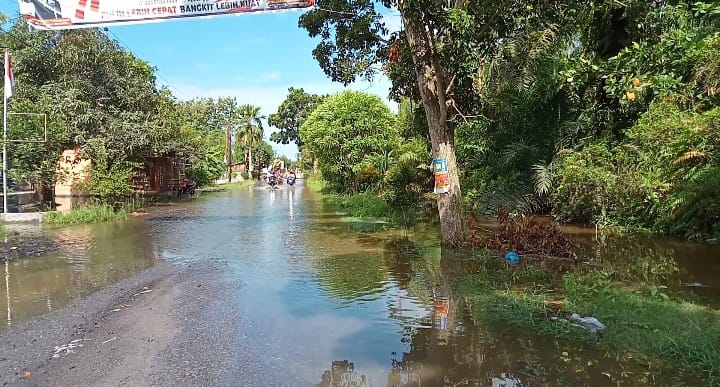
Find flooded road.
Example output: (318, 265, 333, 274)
(2, 182, 719, 386)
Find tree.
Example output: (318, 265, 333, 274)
(301, 90, 398, 193)
(2, 21, 191, 198)
(214, 97, 241, 182)
(300, 0, 581, 245)
(237, 104, 265, 176)
(268, 87, 325, 147)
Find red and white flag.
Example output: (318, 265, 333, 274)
(4, 50, 15, 100)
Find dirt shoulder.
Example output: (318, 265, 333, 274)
(0, 260, 253, 387)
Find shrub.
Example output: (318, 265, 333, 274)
(45, 203, 129, 224)
(551, 104, 720, 237)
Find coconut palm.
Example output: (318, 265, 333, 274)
(237, 104, 265, 176)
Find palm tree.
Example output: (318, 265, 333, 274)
(237, 104, 265, 177)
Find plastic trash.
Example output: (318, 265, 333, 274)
(569, 313, 606, 333)
(504, 251, 520, 265)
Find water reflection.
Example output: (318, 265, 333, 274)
(315, 360, 370, 387)
(0, 221, 157, 327)
(303, 227, 687, 386)
(4, 260, 10, 326)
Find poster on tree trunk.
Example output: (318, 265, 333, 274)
(18, 0, 314, 30)
(433, 158, 449, 194)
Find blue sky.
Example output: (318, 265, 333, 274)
(0, 3, 400, 157)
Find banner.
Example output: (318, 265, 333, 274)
(19, 0, 315, 30)
(433, 158, 449, 195)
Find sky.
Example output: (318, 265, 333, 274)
(0, 2, 401, 158)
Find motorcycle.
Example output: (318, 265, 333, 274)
(177, 179, 197, 197)
(267, 174, 279, 189)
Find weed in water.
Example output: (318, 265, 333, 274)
(457, 251, 720, 384)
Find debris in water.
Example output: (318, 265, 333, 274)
(504, 251, 520, 265)
(681, 282, 709, 288)
(569, 313, 606, 333)
(20, 369, 31, 379)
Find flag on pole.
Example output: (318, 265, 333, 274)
(4, 51, 15, 100)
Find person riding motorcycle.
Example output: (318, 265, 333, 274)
(286, 169, 297, 186)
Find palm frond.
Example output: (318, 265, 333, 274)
(532, 159, 558, 196)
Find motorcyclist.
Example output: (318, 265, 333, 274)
(286, 169, 297, 186)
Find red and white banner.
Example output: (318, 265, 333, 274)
(19, 0, 314, 30)
(4, 51, 14, 100)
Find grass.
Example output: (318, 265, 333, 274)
(305, 174, 326, 192)
(322, 192, 390, 218)
(306, 175, 420, 223)
(44, 203, 129, 224)
(456, 251, 720, 384)
(0, 223, 6, 238)
(214, 179, 256, 190)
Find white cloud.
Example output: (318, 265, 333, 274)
(258, 71, 282, 82)
(165, 75, 396, 158)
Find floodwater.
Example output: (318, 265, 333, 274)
(2, 181, 720, 385)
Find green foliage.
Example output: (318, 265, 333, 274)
(44, 204, 129, 224)
(552, 104, 720, 237)
(301, 90, 399, 194)
(80, 146, 135, 199)
(381, 138, 432, 211)
(0, 20, 239, 195)
(268, 87, 326, 147)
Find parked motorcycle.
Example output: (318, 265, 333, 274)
(177, 178, 197, 197)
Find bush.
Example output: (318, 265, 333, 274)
(240, 171, 250, 180)
(551, 103, 720, 237)
(381, 138, 432, 212)
(551, 142, 649, 226)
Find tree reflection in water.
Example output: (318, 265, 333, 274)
(315, 360, 370, 387)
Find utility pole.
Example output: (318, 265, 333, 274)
(2, 48, 11, 214)
(225, 124, 232, 182)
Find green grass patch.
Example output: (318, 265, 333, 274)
(0, 223, 6, 238)
(213, 180, 255, 190)
(305, 174, 326, 192)
(305, 175, 390, 218)
(44, 204, 129, 225)
(457, 252, 720, 384)
(322, 192, 390, 218)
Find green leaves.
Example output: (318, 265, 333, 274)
(268, 87, 326, 147)
(301, 90, 398, 193)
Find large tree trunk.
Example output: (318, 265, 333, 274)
(419, 80, 464, 246)
(399, 3, 465, 246)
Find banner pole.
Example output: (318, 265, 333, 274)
(2, 49, 7, 214)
